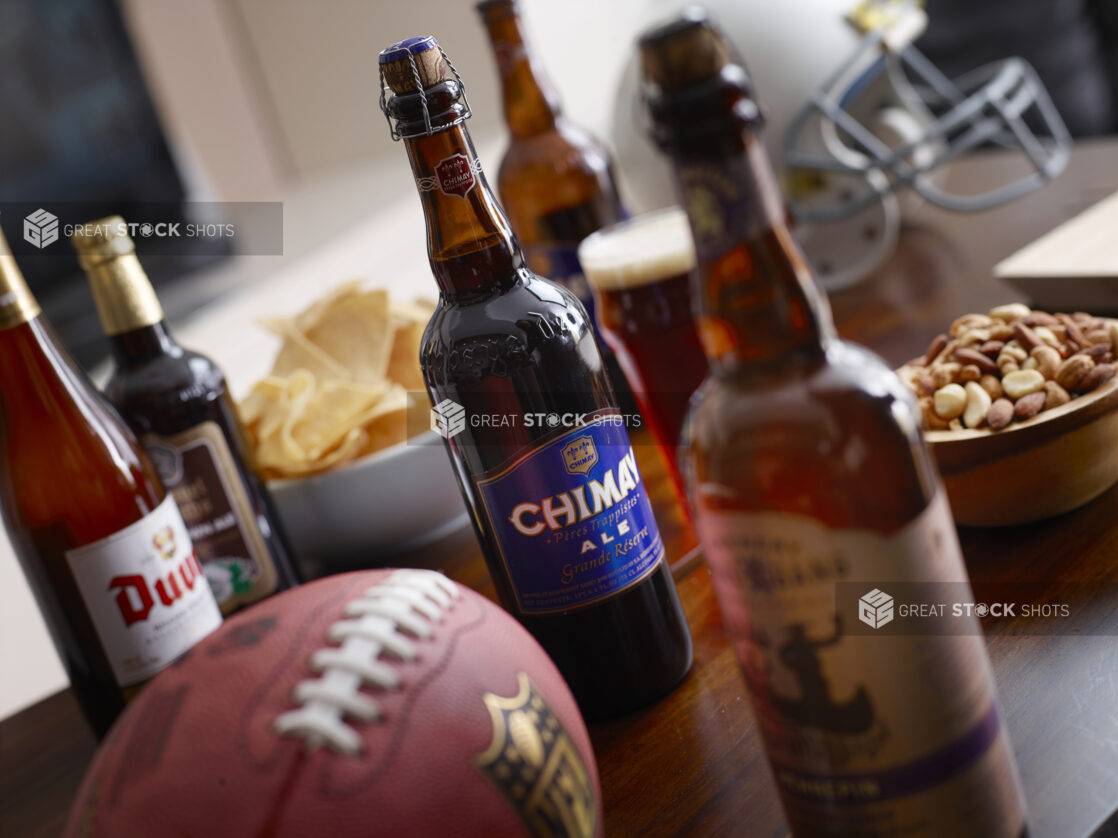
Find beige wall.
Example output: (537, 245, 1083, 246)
(126, 0, 659, 194)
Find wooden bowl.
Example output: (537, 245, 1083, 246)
(914, 375, 1118, 526)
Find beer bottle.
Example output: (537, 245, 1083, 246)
(378, 36, 691, 719)
(476, 0, 626, 347)
(73, 218, 300, 615)
(0, 227, 221, 737)
(640, 12, 1027, 837)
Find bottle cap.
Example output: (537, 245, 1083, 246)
(70, 216, 136, 270)
(71, 216, 164, 336)
(379, 36, 448, 94)
(638, 8, 734, 92)
(378, 35, 472, 140)
(0, 226, 40, 330)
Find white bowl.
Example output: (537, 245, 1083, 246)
(267, 431, 470, 561)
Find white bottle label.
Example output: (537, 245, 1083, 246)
(66, 495, 223, 687)
(696, 492, 1027, 837)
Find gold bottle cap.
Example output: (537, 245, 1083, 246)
(72, 216, 165, 336)
(0, 226, 41, 331)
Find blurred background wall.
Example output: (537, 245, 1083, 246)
(123, 0, 650, 201)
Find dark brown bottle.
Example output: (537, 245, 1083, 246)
(641, 12, 1027, 836)
(476, 0, 628, 361)
(0, 226, 221, 738)
(378, 36, 691, 719)
(73, 217, 300, 615)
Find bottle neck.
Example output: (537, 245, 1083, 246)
(84, 252, 167, 338)
(403, 122, 523, 298)
(109, 321, 181, 366)
(0, 247, 41, 332)
(480, 1, 561, 138)
(671, 127, 834, 375)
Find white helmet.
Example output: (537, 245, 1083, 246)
(613, 0, 1071, 290)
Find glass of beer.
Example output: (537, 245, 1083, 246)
(579, 207, 708, 512)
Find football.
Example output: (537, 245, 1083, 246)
(63, 568, 603, 838)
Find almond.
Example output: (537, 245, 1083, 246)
(1022, 312, 1059, 327)
(1075, 363, 1115, 393)
(1013, 322, 1043, 351)
(1110, 321, 1118, 357)
(979, 340, 1005, 358)
(987, 398, 1014, 430)
(923, 333, 948, 366)
(954, 347, 998, 374)
(1013, 391, 1045, 419)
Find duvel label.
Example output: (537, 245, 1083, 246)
(474, 410, 664, 614)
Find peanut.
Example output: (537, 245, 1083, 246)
(1002, 369, 1045, 399)
(989, 303, 1030, 322)
(1043, 381, 1070, 410)
(919, 396, 950, 430)
(978, 374, 1003, 400)
(934, 384, 967, 419)
(950, 313, 993, 338)
(931, 363, 961, 389)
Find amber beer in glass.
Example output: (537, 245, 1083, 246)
(378, 36, 691, 719)
(641, 12, 1027, 836)
(0, 227, 221, 737)
(73, 218, 300, 615)
(579, 208, 707, 510)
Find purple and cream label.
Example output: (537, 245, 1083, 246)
(474, 410, 663, 614)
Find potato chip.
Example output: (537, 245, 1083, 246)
(304, 290, 393, 386)
(268, 325, 349, 381)
(238, 282, 434, 480)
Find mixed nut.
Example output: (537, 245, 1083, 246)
(902, 304, 1118, 432)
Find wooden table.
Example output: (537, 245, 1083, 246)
(5, 140, 1118, 838)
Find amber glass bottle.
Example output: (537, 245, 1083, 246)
(476, 0, 626, 354)
(73, 218, 300, 615)
(641, 12, 1027, 837)
(0, 227, 221, 737)
(378, 36, 691, 719)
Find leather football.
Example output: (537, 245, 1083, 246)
(64, 568, 603, 837)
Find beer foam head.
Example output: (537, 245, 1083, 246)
(579, 207, 695, 291)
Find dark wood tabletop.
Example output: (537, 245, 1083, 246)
(4, 139, 1118, 838)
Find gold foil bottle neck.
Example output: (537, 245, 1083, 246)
(72, 216, 164, 336)
(0, 226, 41, 331)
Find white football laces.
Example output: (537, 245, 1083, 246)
(274, 569, 460, 754)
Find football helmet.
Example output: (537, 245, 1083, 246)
(613, 0, 1071, 290)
